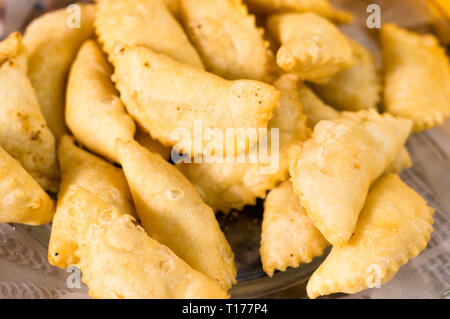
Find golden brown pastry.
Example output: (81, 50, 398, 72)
(259, 142, 410, 277)
(95, 0, 203, 69)
(163, 0, 181, 18)
(260, 180, 329, 276)
(135, 128, 172, 161)
(267, 13, 354, 83)
(0, 146, 54, 225)
(66, 40, 136, 163)
(307, 174, 434, 298)
(297, 83, 411, 175)
(77, 208, 229, 298)
(179, 0, 275, 81)
(0, 32, 58, 191)
(117, 139, 236, 290)
(289, 110, 412, 245)
(23, 4, 96, 142)
(55, 185, 229, 299)
(385, 146, 412, 174)
(381, 23, 450, 131)
(110, 44, 279, 157)
(48, 135, 135, 268)
(297, 82, 340, 128)
(177, 74, 309, 213)
(311, 39, 381, 111)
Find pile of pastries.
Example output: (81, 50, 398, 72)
(0, 0, 448, 299)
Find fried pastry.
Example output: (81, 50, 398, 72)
(177, 74, 309, 213)
(307, 174, 434, 298)
(243, 0, 352, 23)
(135, 128, 172, 161)
(77, 205, 229, 298)
(0, 32, 58, 191)
(311, 39, 381, 111)
(297, 82, 340, 128)
(95, 0, 203, 69)
(385, 146, 412, 174)
(23, 4, 96, 141)
(0, 146, 54, 225)
(163, 0, 181, 18)
(267, 13, 354, 83)
(381, 23, 450, 131)
(110, 44, 279, 157)
(260, 180, 328, 276)
(289, 110, 412, 245)
(66, 40, 136, 163)
(179, 0, 274, 81)
(55, 186, 228, 299)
